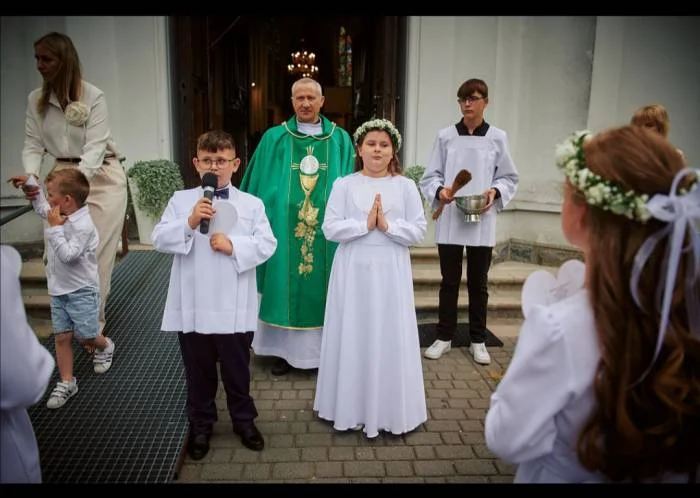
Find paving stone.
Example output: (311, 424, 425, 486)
(272, 462, 315, 480)
(386, 460, 413, 477)
(344, 461, 386, 478)
(172, 271, 527, 483)
(301, 447, 328, 462)
(314, 461, 343, 478)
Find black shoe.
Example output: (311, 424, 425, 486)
(271, 358, 291, 376)
(234, 424, 265, 451)
(187, 433, 210, 460)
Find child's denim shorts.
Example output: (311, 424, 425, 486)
(50, 286, 100, 340)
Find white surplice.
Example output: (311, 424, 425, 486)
(152, 186, 277, 334)
(313, 172, 428, 438)
(1, 246, 55, 483)
(419, 125, 519, 247)
(484, 290, 695, 483)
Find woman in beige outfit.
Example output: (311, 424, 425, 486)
(22, 32, 127, 333)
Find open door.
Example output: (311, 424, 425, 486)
(169, 16, 247, 188)
(369, 16, 407, 129)
(169, 16, 407, 184)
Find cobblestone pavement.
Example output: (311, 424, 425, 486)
(176, 338, 518, 483)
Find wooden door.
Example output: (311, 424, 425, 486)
(169, 16, 209, 188)
(370, 16, 407, 130)
(170, 16, 245, 188)
(170, 16, 407, 184)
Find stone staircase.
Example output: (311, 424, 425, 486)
(18, 242, 148, 340)
(410, 247, 550, 339)
(19, 258, 53, 339)
(20, 245, 553, 341)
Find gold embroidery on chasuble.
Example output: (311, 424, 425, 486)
(286, 127, 332, 277)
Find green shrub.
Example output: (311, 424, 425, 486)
(403, 164, 426, 202)
(126, 159, 184, 220)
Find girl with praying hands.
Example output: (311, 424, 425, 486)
(313, 119, 428, 439)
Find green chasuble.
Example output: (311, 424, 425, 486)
(240, 115, 355, 329)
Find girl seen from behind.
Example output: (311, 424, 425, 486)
(485, 125, 700, 483)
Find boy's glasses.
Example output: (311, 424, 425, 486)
(457, 96, 485, 104)
(196, 158, 235, 168)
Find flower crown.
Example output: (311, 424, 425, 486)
(353, 118, 402, 152)
(556, 130, 655, 222)
(556, 130, 700, 385)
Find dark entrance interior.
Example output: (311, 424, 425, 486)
(169, 16, 407, 188)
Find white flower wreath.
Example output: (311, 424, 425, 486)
(64, 101, 89, 127)
(555, 130, 654, 222)
(353, 118, 402, 152)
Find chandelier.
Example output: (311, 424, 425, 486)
(287, 49, 319, 79)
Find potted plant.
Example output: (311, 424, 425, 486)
(403, 164, 426, 203)
(403, 164, 434, 246)
(126, 159, 184, 245)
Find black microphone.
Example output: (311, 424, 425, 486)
(200, 172, 218, 234)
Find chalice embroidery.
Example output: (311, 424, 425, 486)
(292, 146, 328, 276)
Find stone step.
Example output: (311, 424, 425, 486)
(26, 316, 53, 340)
(409, 246, 449, 263)
(414, 287, 523, 321)
(22, 294, 52, 320)
(467, 316, 523, 338)
(18, 258, 46, 285)
(17, 244, 143, 321)
(19, 246, 547, 335)
(412, 260, 549, 294)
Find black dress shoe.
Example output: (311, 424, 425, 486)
(234, 424, 265, 451)
(271, 358, 291, 376)
(187, 433, 210, 460)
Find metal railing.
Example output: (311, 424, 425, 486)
(0, 204, 32, 227)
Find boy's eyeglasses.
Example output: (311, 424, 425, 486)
(457, 96, 485, 104)
(196, 158, 235, 168)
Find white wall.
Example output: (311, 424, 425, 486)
(404, 15, 700, 248)
(0, 16, 172, 244)
(588, 16, 700, 160)
(4, 16, 699, 249)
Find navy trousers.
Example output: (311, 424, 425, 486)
(435, 244, 492, 344)
(178, 331, 258, 436)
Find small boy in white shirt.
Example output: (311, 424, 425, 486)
(152, 130, 277, 460)
(9, 168, 115, 409)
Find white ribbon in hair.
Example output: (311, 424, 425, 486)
(629, 167, 700, 384)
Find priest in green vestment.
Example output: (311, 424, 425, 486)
(240, 78, 355, 376)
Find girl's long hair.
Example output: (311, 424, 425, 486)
(575, 125, 700, 482)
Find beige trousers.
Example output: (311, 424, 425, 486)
(50, 158, 128, 332)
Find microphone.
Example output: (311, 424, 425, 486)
(200, 172, 218, 234)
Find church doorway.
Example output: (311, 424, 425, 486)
(169, 16, 407, 188)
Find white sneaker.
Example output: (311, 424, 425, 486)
(424, 339, 451, 360)
(46, 379, 78, 409)
(93, 338, 115, 374)
(469, 342, 491, 365)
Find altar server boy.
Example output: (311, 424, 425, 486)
(152, 130, 277, 459)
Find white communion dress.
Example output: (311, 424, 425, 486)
(313, 172, 428, 438)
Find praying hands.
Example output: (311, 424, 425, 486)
(367, 193, 388, 232)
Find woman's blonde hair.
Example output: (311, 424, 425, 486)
(573, 125, 699, 482)
(34, 32, 83, 115)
